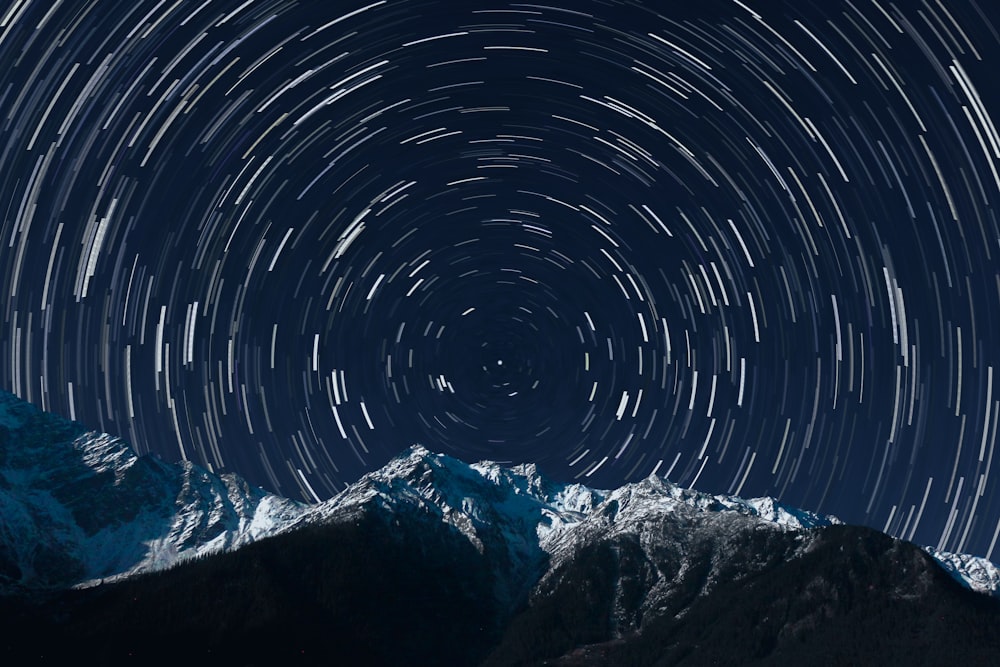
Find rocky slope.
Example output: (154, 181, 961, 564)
(0, 390, 305, 591)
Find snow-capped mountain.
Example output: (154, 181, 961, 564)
(0, 391, 306, 591)
(326, 445, 852, 638)
(2, 388, 999, 602)
(323, 444, 1000, 598)
(923, 546, 1000, 595)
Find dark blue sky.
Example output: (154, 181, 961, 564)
(2, 0, 1000, 559)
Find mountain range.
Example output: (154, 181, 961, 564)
(2, 389, 1000, 665)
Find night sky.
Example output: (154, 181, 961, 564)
(2, 0, 1000, 560)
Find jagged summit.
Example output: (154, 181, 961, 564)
(378, 443, 836, 531)
(366, 442, 471, 485)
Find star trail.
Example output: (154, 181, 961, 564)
(2, 0, 1000, 559)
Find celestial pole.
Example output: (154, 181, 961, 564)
(2, 0, 1000, 559)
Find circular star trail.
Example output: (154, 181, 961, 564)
(2, 0, 1000, 559)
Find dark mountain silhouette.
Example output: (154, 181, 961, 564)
(3, 506, 1000, 666)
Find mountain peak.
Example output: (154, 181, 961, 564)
(404, 442, 433, 458)
(365, 443, 470, 490)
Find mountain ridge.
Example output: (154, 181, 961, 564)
(5, 390, 1000, 664)
(1, 388, 998, 599)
